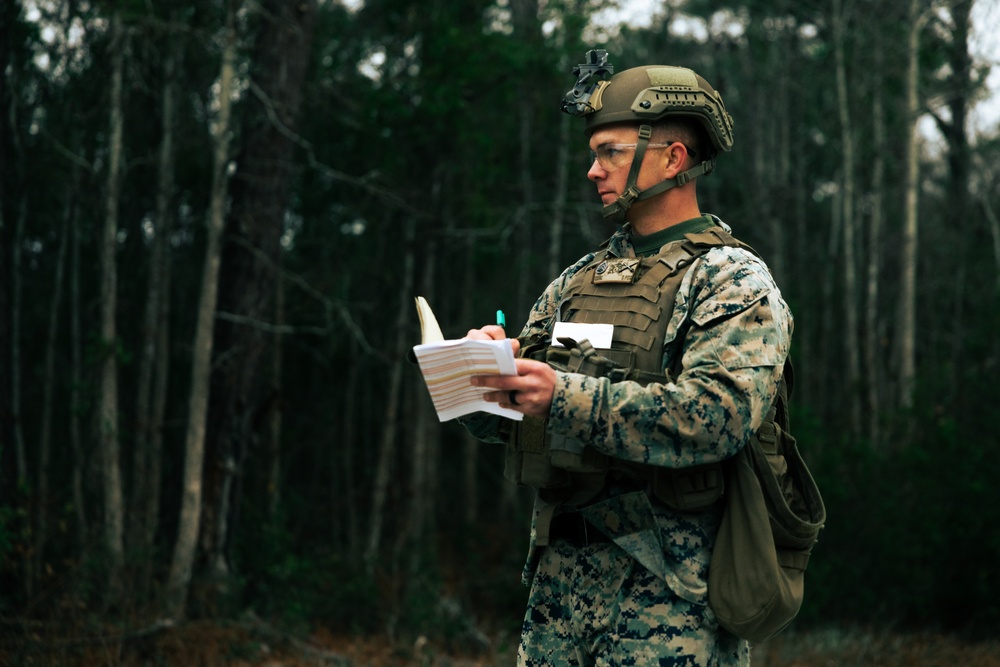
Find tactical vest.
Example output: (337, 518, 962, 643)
(504, 226, 758, 513)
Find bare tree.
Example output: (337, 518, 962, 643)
(866, 24, 887, 448)
(164, 0, 238, 619)
(11, 196, 29, 596)
(69, 169, 88, 550)
(365, 216, 417, 571)
(266, 264, 284, 521)
(0, 0, 10, 498)
(930, 0, 974, 401)
(35, 172, 74, 592)
(98, 9, 127, 599)
(899, 0, 928, 411)
(833, 0, 862, 439)
(198, 0, 318, 602)
(132, 36, 180, 595)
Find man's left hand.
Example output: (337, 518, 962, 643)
(472, 358, 556, 418)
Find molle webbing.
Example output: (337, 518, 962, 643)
(507, 226, 754, 516)
(559, 238, 709, 370)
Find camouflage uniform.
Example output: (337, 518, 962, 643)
(464, 214, 791, 666)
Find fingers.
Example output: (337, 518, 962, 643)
(465, 324, 507, 341)
(472, 359, 556, 418)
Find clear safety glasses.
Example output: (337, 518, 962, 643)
(588, 142, 696, 171)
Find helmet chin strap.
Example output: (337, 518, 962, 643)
(601, 124, 717, 225)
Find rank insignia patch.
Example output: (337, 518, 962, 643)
(593, 257, 640, 284)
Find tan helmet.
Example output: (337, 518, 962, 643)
(561, 51, 734, 223)
(585, 65, 733, 155)
(562, 52, 734, 156)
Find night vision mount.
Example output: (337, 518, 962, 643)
(560, 49, 614, 117)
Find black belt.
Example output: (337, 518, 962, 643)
(548, 512, 613, 546)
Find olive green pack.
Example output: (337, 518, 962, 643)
(708, 359, 826, 641)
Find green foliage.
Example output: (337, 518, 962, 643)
(793, 383, 1000, 639)
(234, 506, 380, 634)
(0, 504, 25, 599)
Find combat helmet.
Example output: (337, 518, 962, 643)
(562, 50, 734, 223)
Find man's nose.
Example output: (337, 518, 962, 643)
(587, 159, 605, 181)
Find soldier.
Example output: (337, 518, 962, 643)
(463, 52, 792, 666)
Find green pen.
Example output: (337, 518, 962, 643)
(496, 309, 506, 328)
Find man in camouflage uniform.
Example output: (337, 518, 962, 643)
(464, 52, 791, 666)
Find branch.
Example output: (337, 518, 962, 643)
(223, 234, 383, 360)
(925, 105, 950, 135)
(41, 129, 95, 172)
(214, 311, 330, 336)
(245, 79, 427, 219)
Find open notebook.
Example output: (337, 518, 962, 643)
(411, 297, 522, 422)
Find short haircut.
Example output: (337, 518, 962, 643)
(651, 117, 706, 160)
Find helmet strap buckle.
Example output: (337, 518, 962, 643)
(618, 185, 641, 208)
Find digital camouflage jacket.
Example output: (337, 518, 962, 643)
(462, 216, 792, 605)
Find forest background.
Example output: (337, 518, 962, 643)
(2, 0, 1000, 663)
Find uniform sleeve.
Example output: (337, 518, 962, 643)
(545, 246, 792, 469)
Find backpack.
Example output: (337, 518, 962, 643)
(708, 360, 827, 641)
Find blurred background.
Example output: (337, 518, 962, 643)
(1, 0, 999, 663)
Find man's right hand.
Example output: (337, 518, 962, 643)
(465, 326, 522, 356)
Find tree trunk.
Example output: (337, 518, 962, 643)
(132, 31, 177, 547)
(819, 188, 842, 421)
(983, 183, 1000, 296)
(147, 259, 172, 546)
(341, 343, 362, 563)
(459, 231, 480, 527)
(549, 113, 571, 281)
(866, 33, 886, 449)
(132, 37, 179, 597)
(6, 0, 30, 595)
(98, 9, 126, 600)
(409, 379, 429, 573)
(898, 0, 925, 412)
(69, 168, 87, 550)
(412, 212, 438, 557)
(792, 146, 811, 405)
(365, 215, 417, 572)
(833, 0, 862, 439)
(164, 1, 238, 619)
(267, 262, 284, 521)
(12, 193, 30, 597)
(0, 2, 9, 536)
(197, 0, 318, 604)
(769, 30, 790, 284)
(941, 0, 973, 405)
(35, 172, 74, 592)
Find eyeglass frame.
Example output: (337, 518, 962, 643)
(588, 141, 697, 171)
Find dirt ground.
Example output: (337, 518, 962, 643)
(4, 620, 1000, 666)
(319, 630, 1000, 667)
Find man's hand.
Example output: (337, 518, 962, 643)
(464, 325, 520, 354)
(466, 324, 555, 418)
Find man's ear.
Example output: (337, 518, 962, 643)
(662, 143, 690, 179)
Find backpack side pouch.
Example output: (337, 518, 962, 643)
(708, 423, 826, 642)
